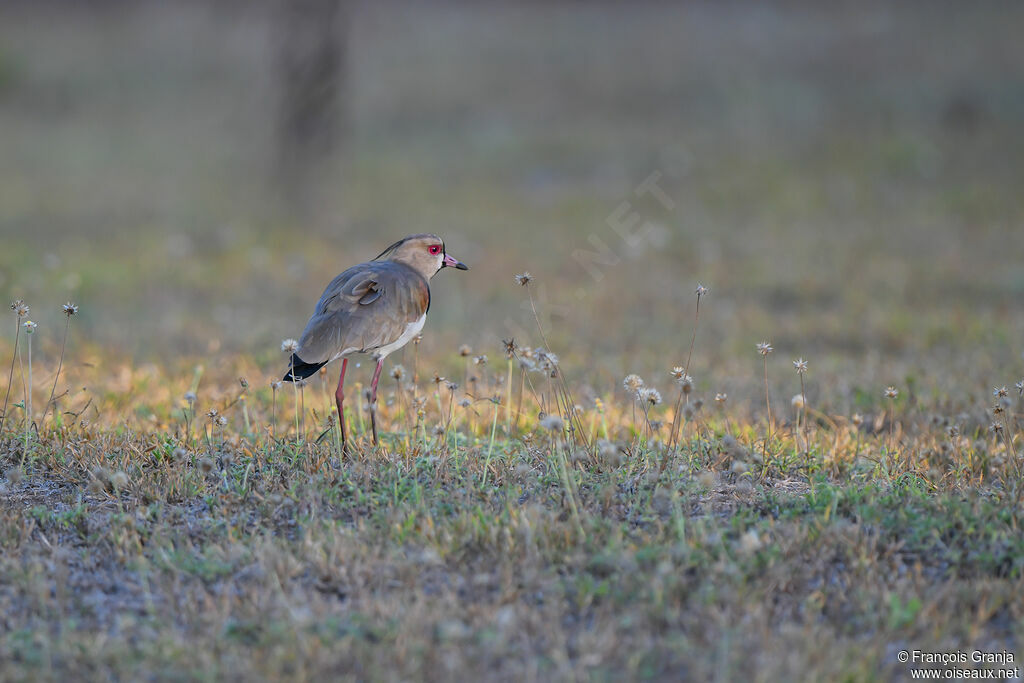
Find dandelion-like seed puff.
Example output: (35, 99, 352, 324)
(638, 387, 662, 406)
(540, 414, 564, 432)
(622, 374, 645, 393)
(884, 386, 899, 399)
(110, 471, 129, 491)
(515, 272, 532, 287)
(281, 338, 299, 353)
(756, 341, 773, 356)
(793, 358, 808, 374)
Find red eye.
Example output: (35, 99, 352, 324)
(429, 245, 442, 255)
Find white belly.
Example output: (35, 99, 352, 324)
(370, 314, 426, 360)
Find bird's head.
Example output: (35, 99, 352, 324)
(374, 233, 469, 279)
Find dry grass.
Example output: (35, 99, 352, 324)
(0, 290, 1022, 680)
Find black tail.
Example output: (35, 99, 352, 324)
(282, 353, 326, 382)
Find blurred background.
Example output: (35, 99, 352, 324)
(1, 0, 1023, 403)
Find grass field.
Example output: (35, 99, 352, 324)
(1, 1, 1023, 681)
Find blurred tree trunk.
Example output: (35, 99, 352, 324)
(275, 0, 349, 213)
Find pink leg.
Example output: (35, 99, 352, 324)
(335, 358, 348, 454)
(369, 358, 384, 445)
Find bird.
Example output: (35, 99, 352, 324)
(282, 233, 468, 450)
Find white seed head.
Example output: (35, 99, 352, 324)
(539, 414, 564, 432)
(11, 300, 29, 318)
(63, 302, 79, 316)
(793, 358, 808, 374)
(695, 283, 708, 297)
(756, 341, 773, 356)
(514, 272, 532, 286)
(536, 350, 559, 370)
(638, 387, 662, 406)
(791, 394, 805, 409)
(110, 471, 129, 490)
(281, 338, 299, 353)
(884, 386, 899, 399)
(623, 374, 645, 393)
(739, 529, 762, 554)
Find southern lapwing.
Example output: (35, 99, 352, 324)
(282, 233, 468, 449)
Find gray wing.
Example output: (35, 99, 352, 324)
(295, 261, 430, 364)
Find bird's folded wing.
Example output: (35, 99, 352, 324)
(296, 262, 430, 364)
